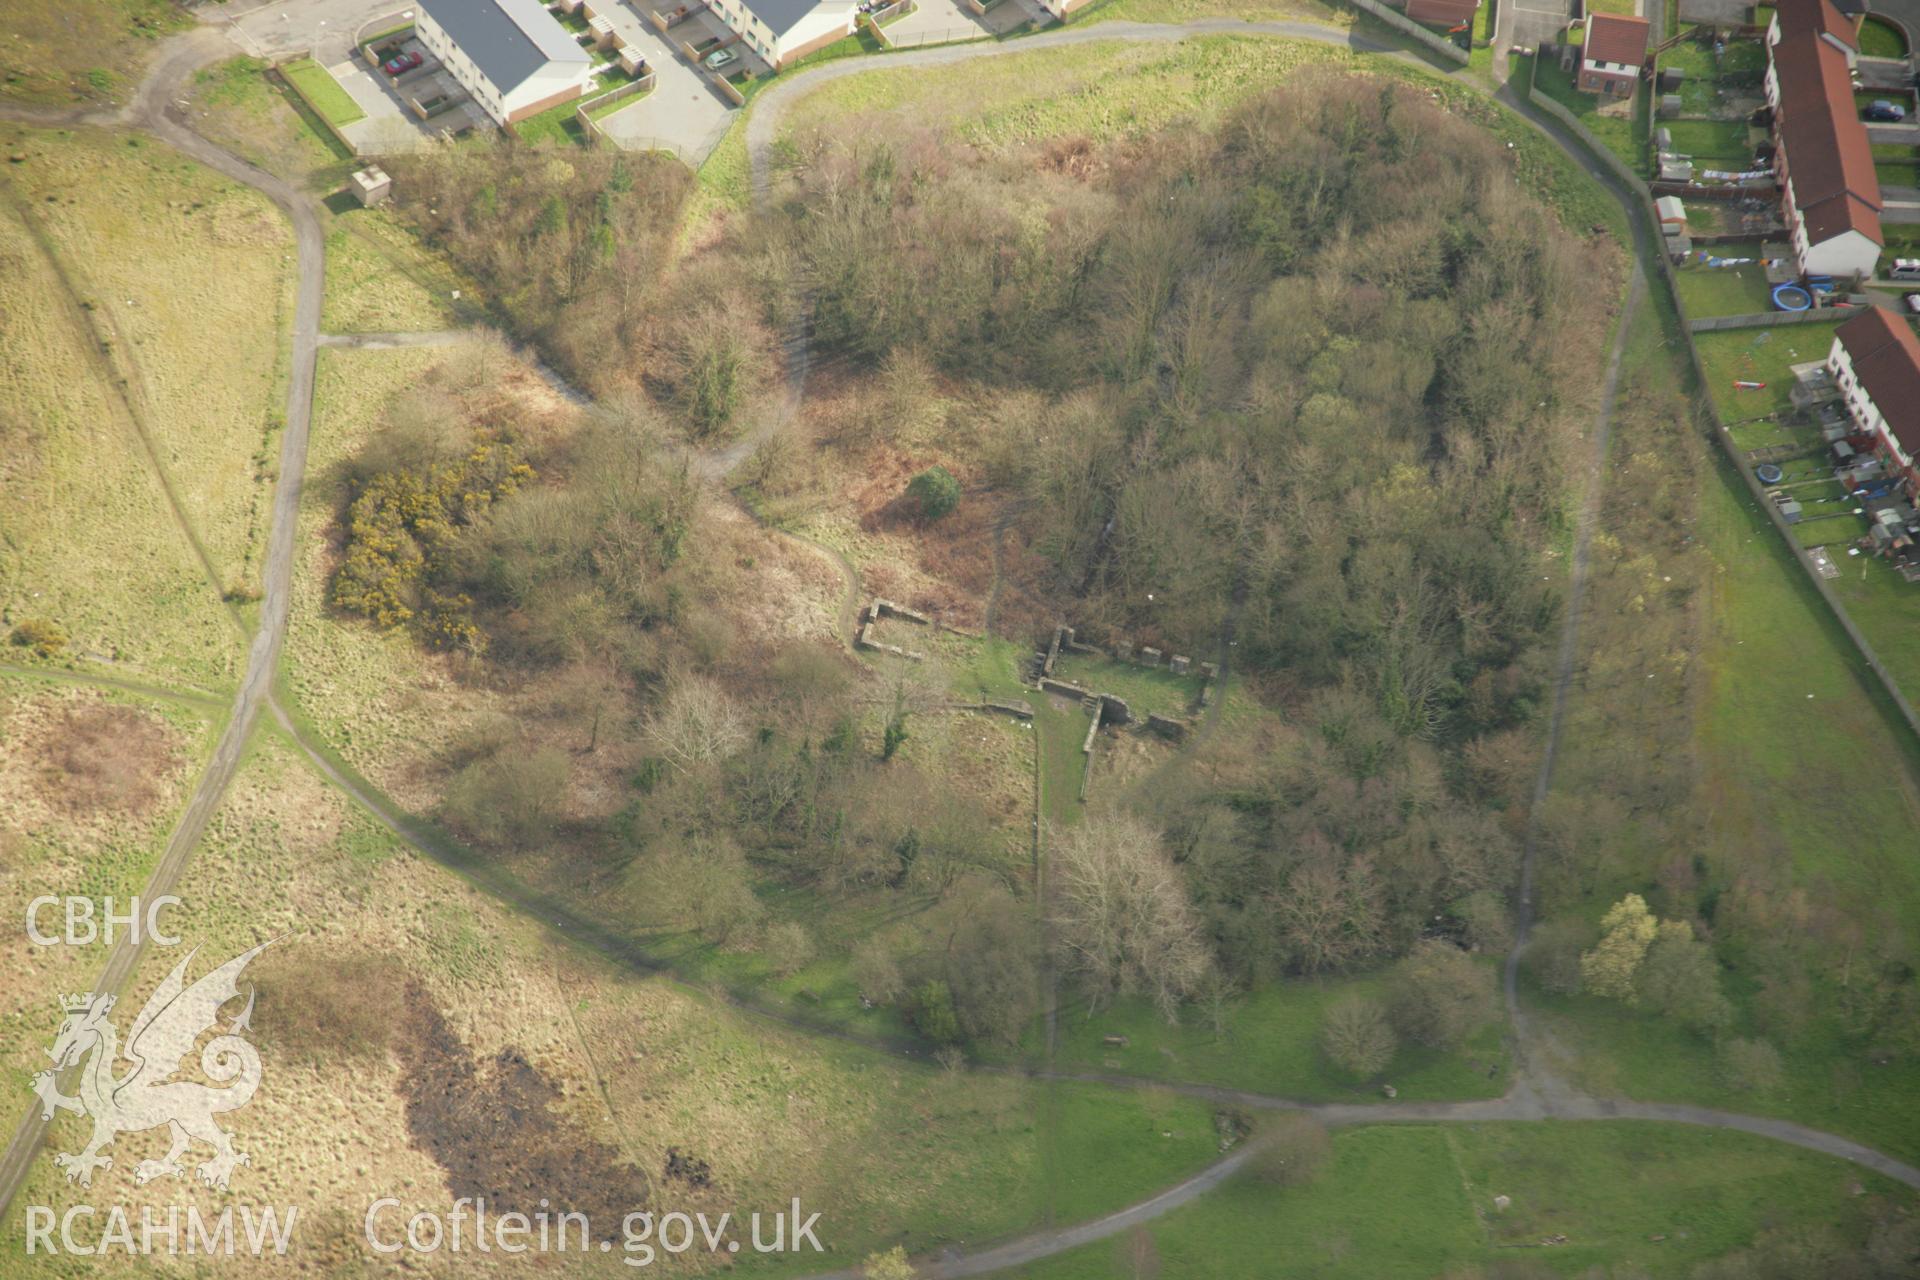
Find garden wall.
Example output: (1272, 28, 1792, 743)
(1526, 67, 1920, 744)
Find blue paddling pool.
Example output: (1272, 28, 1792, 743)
(1772, 283, 1813, 311)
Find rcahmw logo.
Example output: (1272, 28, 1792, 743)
(23, 938, 300, 1259)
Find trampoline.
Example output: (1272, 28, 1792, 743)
(1756, 463, 1785, 484)
(1772, 283, 1813, 311)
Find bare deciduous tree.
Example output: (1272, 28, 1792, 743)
(1049, 815, 1213, 1021)
(647, 676, 749, 773)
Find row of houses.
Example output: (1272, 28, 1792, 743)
(1830, 308, 1920, 501)
(1764, 0, 1884, 279)
(418, 0, 861, 127)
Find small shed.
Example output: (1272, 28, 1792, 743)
(1659, 154, 1694, 182)
(1777, 498, 1804, 523)
(1665, 232, 1693, 258)
(1655, 125, 1673, 150)
(348, 166, 392, 208)
(618, 45, 650, 76)
(1659, 93, 1684, 117)
(1655, 195, 1687, 226)
(588, 13, 616, 47)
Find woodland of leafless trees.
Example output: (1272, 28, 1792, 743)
(352, 77, 1698, 1061)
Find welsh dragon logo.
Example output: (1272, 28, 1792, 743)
(30, 941, 274, 1191)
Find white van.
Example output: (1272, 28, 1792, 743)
(1890, 258, 1920, 281)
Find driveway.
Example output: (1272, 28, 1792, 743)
(331, 49, 493, 150)
(591, 0, 742, 161)
(885, 0, 1037, 47)
(1507, 0, 1570, 51)
(200, 0, 411, 63)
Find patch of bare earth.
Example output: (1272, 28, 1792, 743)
(399, 982, 651, 1237)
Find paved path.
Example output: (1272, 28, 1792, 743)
(4, 10, 1917, 1269)
(0, 27, 326, 1220)
(730, 17, 1920, 1280)
(797, 1084, 1920, 1279)
(318, 329, 471, 348)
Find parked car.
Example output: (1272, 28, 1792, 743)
(1890, 258, 1920, 281)
(704, 47, 739, 70)
(1865, 98, 1907, 122)
(383, 50, 424, 76)
(1905, 292, 1920, 314)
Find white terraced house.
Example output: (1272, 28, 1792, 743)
(706, 0, 860, 69)
(416, 0, 596, 126)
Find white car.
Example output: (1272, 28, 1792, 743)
(704, 47, 738, 70)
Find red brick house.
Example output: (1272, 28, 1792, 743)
(1578, 13, 1650, 98)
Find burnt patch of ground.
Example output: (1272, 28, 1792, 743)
(33, 700, 182, 818)
(253, 949, 409, 1064)
(398, 983, 651, 1235)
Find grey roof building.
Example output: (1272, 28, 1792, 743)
(415, 0, 593, 125)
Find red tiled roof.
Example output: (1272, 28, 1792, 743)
(1800, 190, 1882, 246)
(1584, 12, 1650, 66)
(1405, 0, 1477, 25)
(1837, 309, 1920, 456)
(1772, 30, 1882, 245)
(1773, 0, 1859, 52)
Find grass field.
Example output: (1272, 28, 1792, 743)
(0, 178, 244, 690)
(278, 56, 366, 129)
(1540, 287, 1920, 1162)
(1670, 244, 1775, 318)
(188, 56, 356, 183)
(1692, 319, 1844, 421)
(1533, 52, 1645, 175)
(0, 727, 1230, 1273)
(1877, 152, 1919, 191)
(999, 1122, 1918, 1277)
(511, 68, 630, 146)
(770, 38, 1625, 238)
(0, 675, 217, 1102)
(0, 124, 296, 603)
(1032, 968, 1511, 1103)
(284, 345, 466, 786)
(1830, 554, 1920, 703)
(322, 206, 476, 334)
(1050, 651, 1207, 722)
(1544, 461, 1920, 1158)
(0, 0, 188, 107)
(1073, 0, 1348, 25)
(1860, 14, 1909, 58)
(1657, 34, 1766, 116)
(1661, 116, 1753, 167)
